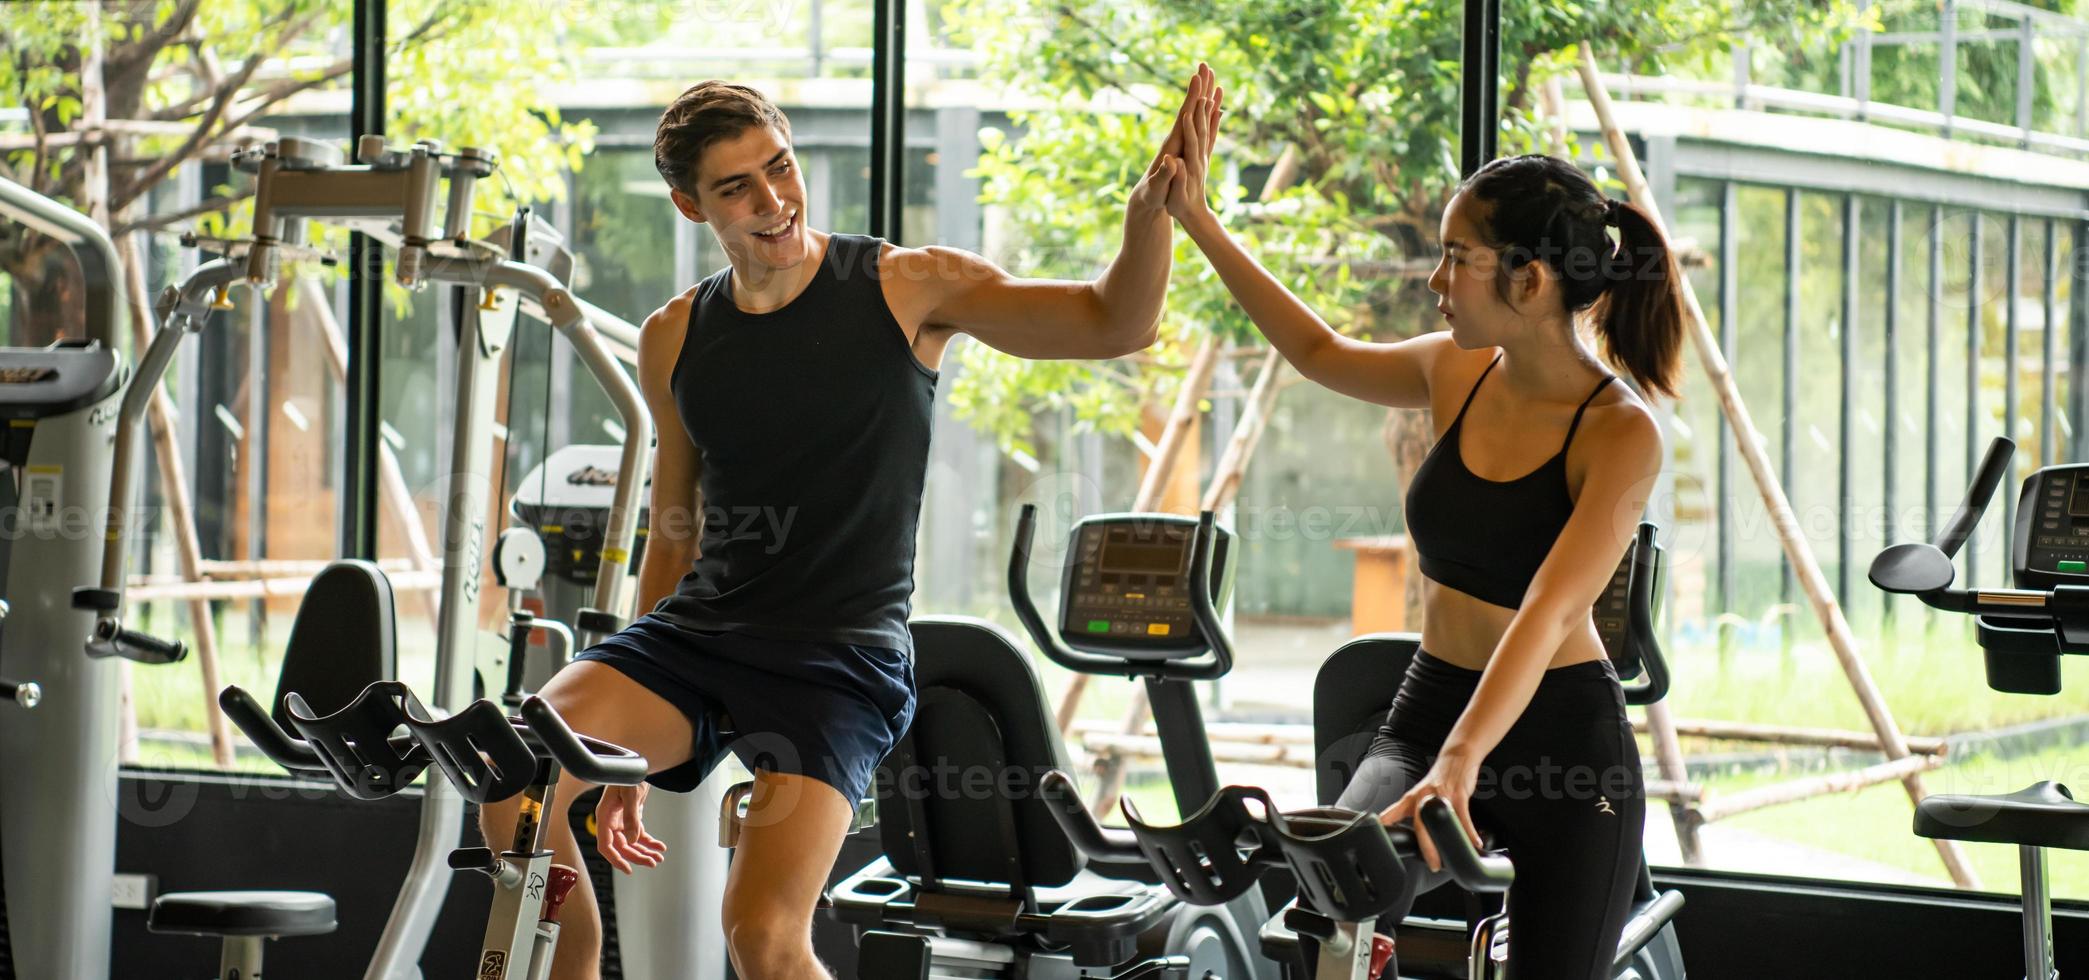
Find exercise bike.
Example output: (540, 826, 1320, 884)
(198, 677, 650, 980)
(1039, 523, 1685, 980)
(828, 507, 1277, 980)
(1041, 771, 1502, 980)
(1870, 436, 2089, 980)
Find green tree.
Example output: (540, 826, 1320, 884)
(0, 0, 679, 332)
(940, 0, 1861, 464)
(0, 0, 679, 766)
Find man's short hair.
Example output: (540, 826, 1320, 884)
(654, 80, 792, 197)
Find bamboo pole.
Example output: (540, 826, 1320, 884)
(1644, 779, 1706, 806)
(1200, 347, 1287, 513)
(1079, 732, 1306, 767)
(1077, 733, 1709, 807)
(1631, 717, 1950, 755)
(1644, 700, 1703, 863)
(1070, 719, 1316, 743)
(1694, 752, 1948, 825)
(1576, 44, 1978, 888)
(193, 557, 424, 578)
(125, 570, 444, 603)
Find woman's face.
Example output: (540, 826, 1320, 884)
(1427, 192, 1553, 349)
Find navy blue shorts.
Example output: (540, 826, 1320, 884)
(572, 614, 915, 806)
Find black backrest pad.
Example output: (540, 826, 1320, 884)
(273, 560, 399, 732)
(1312, 635, 1419, 807)
(878, 617, 1085, 888)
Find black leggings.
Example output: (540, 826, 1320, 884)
(1334, 650, 1645, 980)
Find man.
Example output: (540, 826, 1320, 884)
(476, 65, 1223, 980)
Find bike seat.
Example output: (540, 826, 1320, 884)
(148, 891, 337, 938)
(1914, 781, 2089, 851)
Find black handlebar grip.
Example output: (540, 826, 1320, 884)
(111, 628, 187, 665)
(1416, 796, 1515, 892)
(504, 615, 533, 702)
(1038, 769, 1146, 863)
(518, 695, 648, 786)
(1936, 437, 2015, 559)
(575, 609, 622, 636)
(220, 686, 327, 771)
(71, 587, 119, 611)
(1182, 510, 1233, 679)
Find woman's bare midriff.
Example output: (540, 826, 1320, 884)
(1417, 577, 1609, 671)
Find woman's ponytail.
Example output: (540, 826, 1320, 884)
(1594, 198, 1685, 399)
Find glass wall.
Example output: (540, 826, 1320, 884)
(1557, 0, 2089, 901)
(1, 0, 354, 772)
(373, 0, 880, 687)
(915, 0, 2089, 900)
(11, 0, 2088, 912)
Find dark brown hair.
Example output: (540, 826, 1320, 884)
(653, 80, 792, 197)
(1458, 154, 1685, 399)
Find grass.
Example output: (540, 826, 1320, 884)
(1660, 613, 2089, 737)
(1706, 743, 2089, 898)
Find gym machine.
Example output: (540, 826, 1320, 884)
(0, 175, 187, 980)
(1871, 436, 2089, 980)
(72, 134, 654, 979)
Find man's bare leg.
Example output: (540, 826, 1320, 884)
(475, 661, 696, 980)
(721, 771, 857, 980)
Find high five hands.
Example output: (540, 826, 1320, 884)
(1129, 63, 1224, 223)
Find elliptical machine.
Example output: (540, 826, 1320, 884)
(1870, 436, 2089, 980)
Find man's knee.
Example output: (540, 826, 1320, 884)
(721, 901, 815, 980)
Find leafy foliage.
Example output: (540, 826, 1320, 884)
(1, 0, 675, 314)
(937, 0, 1860, 456)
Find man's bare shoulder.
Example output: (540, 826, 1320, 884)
(643, 285, 703, 339)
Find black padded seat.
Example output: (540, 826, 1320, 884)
(271, 559, 398, 732)
(1311, 634, 1418, 806)
(1915, 781, 2089, 851)
(828, 616, 1179, 969)
(149, 891, 337, 938)
(874, 617, 1088, 889)
(147, 560, 390, 966)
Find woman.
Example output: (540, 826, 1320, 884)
(1161, 82, 1685, 978)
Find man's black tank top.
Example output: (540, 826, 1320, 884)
(651, 233, 937, 651)
(1403, 353, 1613, 609)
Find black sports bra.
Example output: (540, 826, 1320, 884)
(1403, 353, 1614, 609)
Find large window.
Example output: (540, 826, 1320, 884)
(1, 0, 355, 772)
(916, 0, 2089, 904)
(11, 0, 2088, 912)
(1625, 3, 2089, 900)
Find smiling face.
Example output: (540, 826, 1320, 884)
(669, 124, 813, 273)
(1426, 191, 1562, 349)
